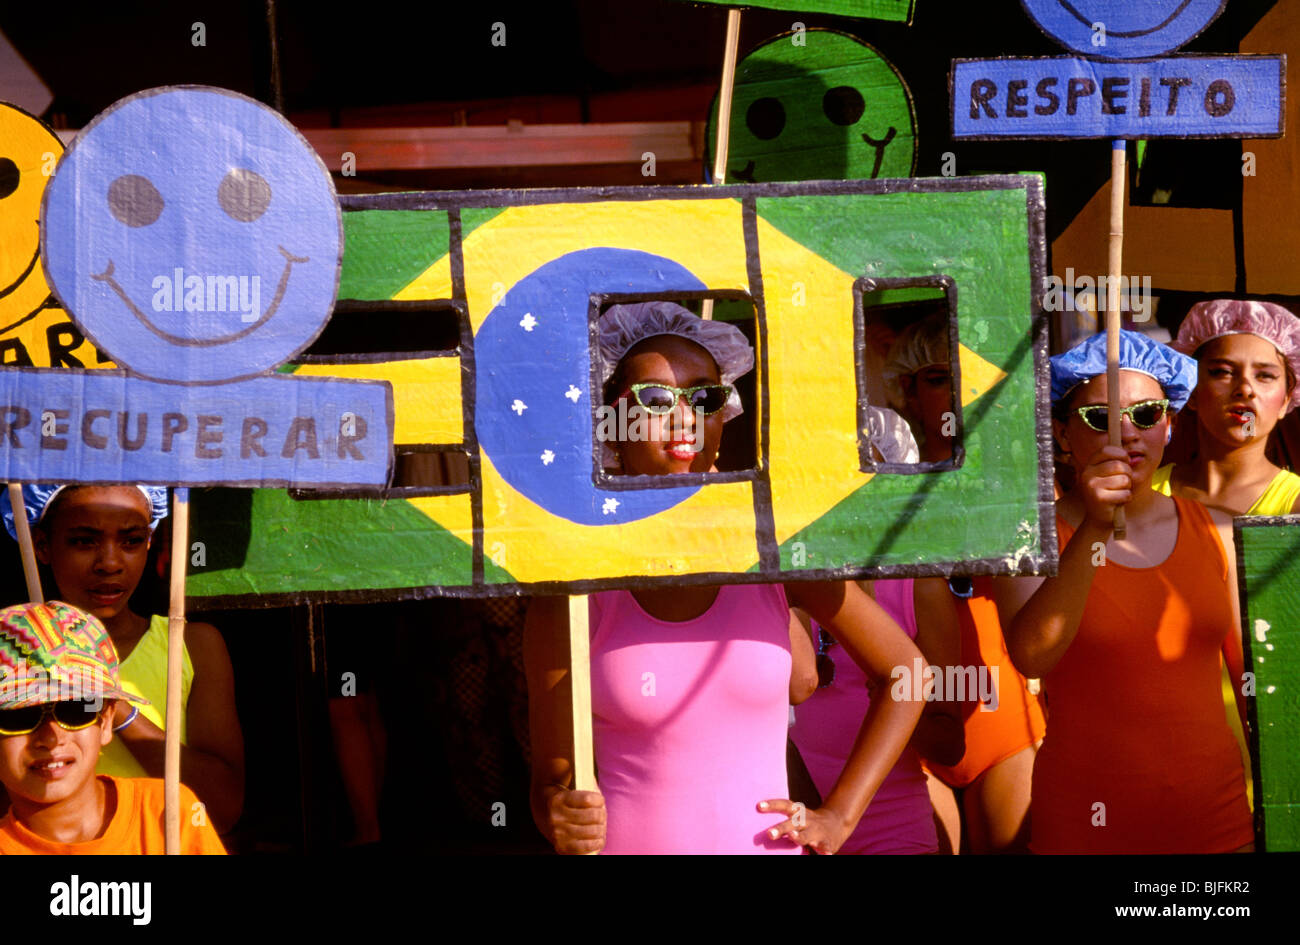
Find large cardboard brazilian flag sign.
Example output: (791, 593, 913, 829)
(182, 175, 1053, 605)
(1236, 516, 1300, 852)
(1, 87, 1051, 605)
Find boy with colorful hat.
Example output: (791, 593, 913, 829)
(0, 600, 226, 854)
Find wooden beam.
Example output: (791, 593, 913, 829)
(300, 121, 704, 171)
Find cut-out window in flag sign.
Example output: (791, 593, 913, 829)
(1, 86, 394, 488)
(952, 0, 1285, 139)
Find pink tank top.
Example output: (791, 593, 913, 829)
(589, 583, 801, 854)
(791, 579, 938, 854)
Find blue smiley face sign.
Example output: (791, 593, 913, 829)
(1020, 0, 1226, 60)
(4, 85, 392, 490)
(41, 86, 342, 384)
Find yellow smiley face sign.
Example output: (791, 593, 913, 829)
(0, 103, 106, 369)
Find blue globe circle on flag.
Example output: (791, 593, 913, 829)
(474, 247, 708, 526)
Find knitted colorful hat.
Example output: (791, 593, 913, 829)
(0, 601, 149, 709)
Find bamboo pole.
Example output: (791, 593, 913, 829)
(702, 7, 742, 322)
(710, 8, 743, 188)
(567, 594, 597, 854)
(8, 484, 43, 603)
(568, 595, 595, 793)
(164, 487, 189, 854)
(1107, 141, 1127, 540)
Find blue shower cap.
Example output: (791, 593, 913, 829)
(1, 484, 169, 541)
(1050, 330, 1198, 412)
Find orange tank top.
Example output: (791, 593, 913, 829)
(1031, 497, 1253, 854)
(924, 577, 1046, 788)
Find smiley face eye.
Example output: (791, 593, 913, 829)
(0, 158, 18, 200)
(823, 86, 866, 126)
(107, 174, 164, 227)
(218, 168, 271, 222)
(746, 97, 786, 140)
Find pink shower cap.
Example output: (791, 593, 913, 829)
(1172, 299, 1300, 408)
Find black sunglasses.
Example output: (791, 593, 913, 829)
(0, 700, 105, 736)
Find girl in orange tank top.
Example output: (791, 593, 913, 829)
(995, 331, 1252, 854)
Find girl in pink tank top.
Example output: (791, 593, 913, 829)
(526, 303, 926, 855)
(792, 578, 963, 854)
(589, 584, 799, 854)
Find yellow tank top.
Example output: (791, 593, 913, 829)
(1151, 464, 1300, 515)
(97, 614, 194, 778)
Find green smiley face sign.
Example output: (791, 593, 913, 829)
(707, 29, 917, 184)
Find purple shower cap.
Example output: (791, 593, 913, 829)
(1172, 299, 1300, 409)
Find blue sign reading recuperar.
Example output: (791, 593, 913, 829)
(0, 371, 392, 488)
(952, 55, 1284, 139)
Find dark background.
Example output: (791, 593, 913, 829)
(1, 0, 1281, 234)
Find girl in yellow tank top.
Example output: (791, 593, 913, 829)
(1152, 464, 1300, 515)
(1157, 301, 1300, 813)
(97, 614, 195, 778)
(1162, 300, 1300, 516)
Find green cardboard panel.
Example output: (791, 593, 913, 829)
(672, 0, 915, 23)
(1236, 516, 1300, 852)
(707, 29, 917, 184)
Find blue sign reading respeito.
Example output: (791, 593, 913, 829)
(1, 87, 393, 489)
(952, 1, 1285, 139)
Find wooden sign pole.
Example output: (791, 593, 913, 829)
(8, 484, 43, 603)
(1107, 140, 1127, 540)
(568, 595, 595, 794)
(164, 487, 189, 854)
(567, 594, 597, 854)
(702, 7, 742, 322)
(569, 7, 739, 823)
(711, 8, 743, 187)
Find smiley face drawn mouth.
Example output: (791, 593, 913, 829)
(862, 126, 897, 179)
(732, 126, 898, 183)
(731, 160, 757, 183)
(0, 242, 54, 334)
(91, 244, 308, 347)
(0, 242, 39, 300)
(1057, 0, 1195, 37)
